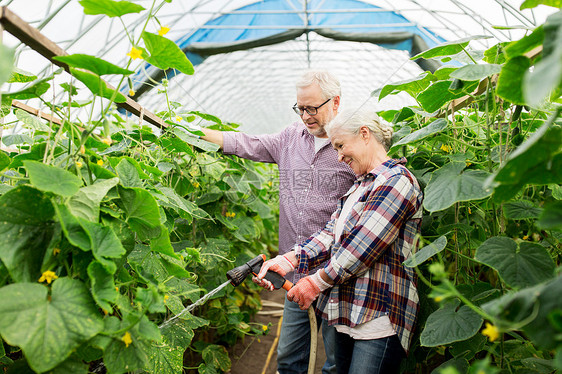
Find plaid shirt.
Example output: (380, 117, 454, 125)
(295, 158, 423, 353)
(222, 122, 355, 281)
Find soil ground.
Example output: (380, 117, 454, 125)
(228, 290, 327, 374)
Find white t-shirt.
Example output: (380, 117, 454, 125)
(314, 136, 329, 153)
(333, 183, 396, 340)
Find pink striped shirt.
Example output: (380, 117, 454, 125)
(222, 122, 355, 280)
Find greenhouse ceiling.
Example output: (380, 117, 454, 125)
(0, 0, 558, 134)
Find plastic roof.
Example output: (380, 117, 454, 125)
(1, 0, 557, 134)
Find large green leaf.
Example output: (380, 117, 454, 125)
(79, 0, 145, 17)
(116, 158, 143, 188)
(522, 275, 562, 349)
(420, 299, 483, 347)
(128, 244, 169, 283)
(450, 64, 502, 81)
(375, 73, 433, 100)
(403, 235, 447, 267)
(490, 122, 562, 185)
(55, 203, 91, 251)
(150, 226, 180, 259)
(80, 220, 124, 260)
(504, 26, 544, 59)
(412, 35, 490, 60)
(15, 108, 51, 132)
(537, 201, 562, 230)
(8, 68, 37, 84)
(24, 160, 83, 197)
(424, 162, 493, 213)
(0, 278, 104, 373)
(160, 319, 198, 349)
(202, 345, 231, 372)
(416, 81, 468, 113)
(68, 177, 119, 222)
(391, 119, 447, 148)
(142, 32, 194, 75)
(53, 54, 133, 76)
(157, 186, 210, 220)
(144, 342, 183, 374)
(70, 68, 126, 103)
(523, 38, 562, 106)
(118, 186, 161, 239)
(503, 200, 543, 220)
(2, 134, 33, 146)
(0, 186, 55, 282)
(87, 261, 118, 312)
(103, 333, 149, 374)
(0, 151, 10, 172)
(230, 216, 259, 243)
(492, 153, 562, 202)
(520, 0, 562, 10)
(496, 56, 530, 105)
(0, 44, 15, 87)
(2, 77, 51, 100)
(475, 236, 555, 288)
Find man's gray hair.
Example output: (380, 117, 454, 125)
(296, 70, 341, 100)
(326, 108, 394, 151)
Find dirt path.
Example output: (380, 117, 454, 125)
(228, 290, 327, 374)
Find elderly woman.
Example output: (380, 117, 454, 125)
(256, 108, 423, 374)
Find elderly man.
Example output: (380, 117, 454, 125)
(199, 71, 355, 374)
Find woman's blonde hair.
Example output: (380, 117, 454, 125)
(326, 108, 393, 151)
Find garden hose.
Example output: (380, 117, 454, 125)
(307, 306, 318, 374)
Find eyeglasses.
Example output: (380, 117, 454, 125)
(292, 98, 332, 116)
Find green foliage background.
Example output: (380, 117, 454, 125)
(0, 1, 561, 373)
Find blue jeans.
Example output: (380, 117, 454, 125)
(334, 332, 405, 374)
(277, 297, 337, 374)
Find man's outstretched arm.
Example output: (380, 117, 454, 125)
(200, 128, 224, 149)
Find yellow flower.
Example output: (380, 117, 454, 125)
(102, 138, 112, 145)
(121, 331, 133, 348)
(115, 286, 119, 292)
(126, 47, 143, 60)
(468, 207, 472, 214)
(129, 89, 135, 97)
(522, 235, 529, 240)
(262, 325, 268, 331)
(226, 212, 236, 218)
(158, 26, 170, 36)
(440, 144, 450, 153)
(76, 161, 83, 168)
(434, 296, 444, 302)
(39, 270, 58, 284)
(466, 162, 472, 167)
(175, 116, 182, 122)
(79, 145, 85, 155)
(164, 295, 170, 302)
(53, 248, 61, 256)
(482, 322, 499, 342)
(97, 159, 104, 166)
(193, 182, 200, 188)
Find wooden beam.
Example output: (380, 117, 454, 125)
(0, 6, 167, 129)
(11, 100, 63, 126)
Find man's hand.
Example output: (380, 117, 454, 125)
(251, 253, 297, 291)
(287, 271, 331, 310)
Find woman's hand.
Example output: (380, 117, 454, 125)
(287, 271, 332, 310)
(251, 252, 297, 291)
